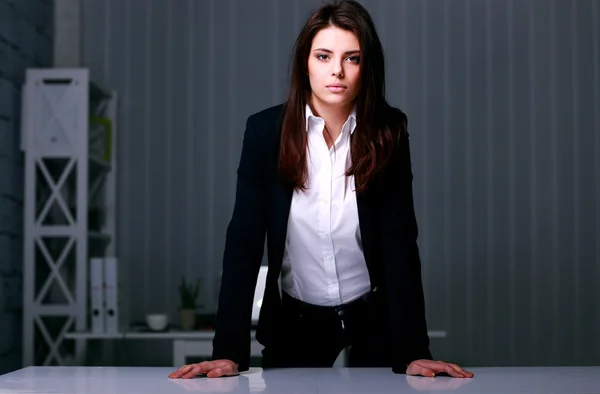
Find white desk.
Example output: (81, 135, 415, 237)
(2, 366, 600, 393)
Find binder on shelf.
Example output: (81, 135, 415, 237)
(103, 257, 119, 334)
(89, 258, 105, 334)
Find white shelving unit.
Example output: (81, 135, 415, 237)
(21, 68, 117, 366)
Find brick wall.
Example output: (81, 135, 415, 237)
(0, 0, 53, 374)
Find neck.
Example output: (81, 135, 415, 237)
(309, 96, 353, 130)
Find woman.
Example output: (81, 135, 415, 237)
(170, 0, 473, 379)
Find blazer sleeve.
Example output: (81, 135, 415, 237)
(379, 115, 433, 373)
(212, 115, 267, 372)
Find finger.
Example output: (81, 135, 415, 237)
(439, 363, 464, 378)
(168, 364, 194, 378)
(207, 367, 226, 378)
(446, 363, 466, 377)
(408, 364, 435, 377)
(420, 366, 436, 378)
(168, 369, 181, 378)
(449, 363, 474, 378)
(182, 364, 209, 379)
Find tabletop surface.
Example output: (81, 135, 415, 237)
(1, 366, 599, 393)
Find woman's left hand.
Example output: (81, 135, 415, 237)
(406, 359, 474, 378)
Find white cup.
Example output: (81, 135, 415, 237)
(146, 314, 168, 331)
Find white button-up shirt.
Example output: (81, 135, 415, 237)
(280, 104, 372, 307)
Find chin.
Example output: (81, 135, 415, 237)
(315, 93, 354, 107)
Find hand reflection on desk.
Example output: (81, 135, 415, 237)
(405, 374, 473, 391)
(168, 374, 247, 393)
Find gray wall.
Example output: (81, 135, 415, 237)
(81, 0, 600, 367)
(0, 0, 54, 374)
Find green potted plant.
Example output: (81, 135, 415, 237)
(178, 277, 201, 330)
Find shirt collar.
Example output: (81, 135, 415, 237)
(305, 103, 357, 134)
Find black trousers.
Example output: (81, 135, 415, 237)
(261, 289, 392, 368)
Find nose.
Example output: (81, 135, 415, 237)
(331, 61, 343, 78)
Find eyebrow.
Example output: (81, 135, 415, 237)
(313, 48, 361, 55)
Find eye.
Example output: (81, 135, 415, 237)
(316, 53, 329, 61)
(346, 55, 360, 64)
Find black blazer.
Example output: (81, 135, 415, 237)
(212, 103, 433, 373)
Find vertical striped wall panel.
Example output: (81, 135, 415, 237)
(81, 0, 600, 367)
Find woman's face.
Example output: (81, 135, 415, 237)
(307, 26, 361, 110)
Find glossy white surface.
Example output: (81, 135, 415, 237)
(1, 366, 599, 393)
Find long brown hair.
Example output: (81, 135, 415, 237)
(278, 0, 397, 193)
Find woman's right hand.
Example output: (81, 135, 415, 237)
(168, 360, 239, 379)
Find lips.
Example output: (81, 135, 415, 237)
(326, 84, 347, 93)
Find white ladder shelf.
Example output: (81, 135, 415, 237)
(21, 68, 117, 366)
